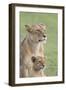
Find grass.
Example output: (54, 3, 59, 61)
(20, 12, 58, 76)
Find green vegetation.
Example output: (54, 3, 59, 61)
(20, 12, 58, 76)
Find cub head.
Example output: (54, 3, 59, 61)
(31, 56, 45, 71)
(25, 24, 47, 43)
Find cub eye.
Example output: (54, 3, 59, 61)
(38, 61, 41, 63)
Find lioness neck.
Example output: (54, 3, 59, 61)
(27, 36, 41, 54)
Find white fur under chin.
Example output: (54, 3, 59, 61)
(43, 37, 47, 44)
(43, 40, 47, 44)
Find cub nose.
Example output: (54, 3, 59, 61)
(42, 64, 45, 67)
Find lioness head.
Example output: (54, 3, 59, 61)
(25, 24, 47, 43)
(31, 56, 45, 71)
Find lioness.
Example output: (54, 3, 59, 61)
(31, 56, 46, 77)
(20, 24, 47, 77)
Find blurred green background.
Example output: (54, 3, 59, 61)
(20, 12, 58, 76)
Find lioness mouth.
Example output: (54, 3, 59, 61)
(39, 39, 45, 42)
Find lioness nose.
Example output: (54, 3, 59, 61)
(43, 35, 46, 38)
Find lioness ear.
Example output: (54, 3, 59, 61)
(31, 56, 36, 63)
(43, 24, 47, 30)
(25, 24, 32, 32)
(40, 24, 47, 30)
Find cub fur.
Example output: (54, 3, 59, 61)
(30, 56, 46, 77)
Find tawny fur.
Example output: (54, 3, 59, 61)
(20, 24, 47, 77)
(30, 56, 46, 77)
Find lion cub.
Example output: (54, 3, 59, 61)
(31, 56, 46, 77)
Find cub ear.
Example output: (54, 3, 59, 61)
(25, 24, 32, 32)
(31, 56, 36, 63)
